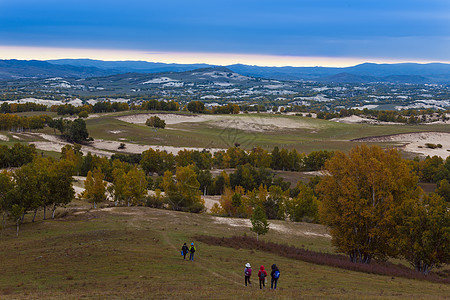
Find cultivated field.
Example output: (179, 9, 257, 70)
(0, 205, 449, 299)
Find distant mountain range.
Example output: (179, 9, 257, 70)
(0, 59, 449, 84)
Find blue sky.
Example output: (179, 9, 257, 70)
(0, 0, 448, 66)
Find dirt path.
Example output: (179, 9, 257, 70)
(160, 230, 242, 286)
(96, 207, 242, 286)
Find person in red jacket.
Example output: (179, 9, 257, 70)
(257, 265, 268, 289)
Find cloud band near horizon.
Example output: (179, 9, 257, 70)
(0, 0, 448, 64)
(1, 45, 448, 68)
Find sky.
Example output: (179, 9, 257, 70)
(0, 0, 448, 67)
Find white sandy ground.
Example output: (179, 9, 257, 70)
(332, 113, 450, 126)
(212, 216, 331, 238)
(202, 195, 221, 212)
(72, 176, 219, 213)
(117, 113, 212, 125)
(91, 139, 223, 155)
(73, 176, 112, 199)
(0, 134, 9, 141)
(23, 133, 222, 157)
(356, 132, 450, 159)
(331, 115, 399, 125)
(82, 206, 330, 239)
(117, 113, 319, 132)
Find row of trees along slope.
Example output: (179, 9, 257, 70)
(0, 156, 74, 235)
(317, 145, 449, 274)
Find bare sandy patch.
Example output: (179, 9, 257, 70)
(117, 113, 211, 125)
(211, 216, 331, 238)
(206, 115, 317, 132)
(25, 133, 223, 157)
(354, 132, 450, 158)
(91, 139, 223, 155)
(0, 134, 9, 141)
(202, 195, 221, 212)
(27, 133, 114, 157)
(118, 113, 318, 132)
(331, 115, 398, 125)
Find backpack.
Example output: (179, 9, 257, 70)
(260, 271, 266, 279)
(245, 268, 250, 276)
(274, 270, 280, 279)
(190, 246, 195, 253)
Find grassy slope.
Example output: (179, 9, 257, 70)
(85, 112, 450, 153)
(2, 112, 449, 155)
(0, 206, 448, 299)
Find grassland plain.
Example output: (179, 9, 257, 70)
(2, 112, 450, 157)
(84, 111, 450, 154)
(0, 205, 449, 299)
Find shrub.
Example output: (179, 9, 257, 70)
(145, 116, 166, 129)
(425, 143, 438, 149)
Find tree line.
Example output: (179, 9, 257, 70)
(0, 157, 74, 235)
(139, 147, 333, 175)
(411, 155, 450, 202)
(0, 102, 47, 114)
(317, 145, 449, 274)
(316, 108, 449, 124)
(0, 114, 52, 131)
(0, 142, 448, 275)
(0, 143, 36, 168)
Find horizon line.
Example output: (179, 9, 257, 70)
(0, 45, 448, 68)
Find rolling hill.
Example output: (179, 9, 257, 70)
(1, 59, 449, 83)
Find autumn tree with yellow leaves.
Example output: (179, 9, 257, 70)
(317, 145, 422, 264)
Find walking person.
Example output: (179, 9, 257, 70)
(181, 243, 189, 260)
(258, 265, 267, 289)
(270, 264, 280, 289)
(189, 242, 196, 261)
(244, 263, 252, 286)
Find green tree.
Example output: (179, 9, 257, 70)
(10, 204, 25, 236)
(436, 179, 450, 202)
(163, 166, 204, 212)
(317, 145, 421, 263)
(397, 193, 450, 274)
(0, 171, 14, 230)
(285, 183, 319, 222)
(84, 168, 106, 208)
(68, 118, 90, 143)
(47, 159, 75, 219)
(124, 166, 147, 206)
(78, 111, 89, 118)
(197, 169, 212, 195)
(265, 185, 288, 220)
(250, 205, 269, 241)
(109, 168, 127, 206)
(12, 159, 45, 222)
(145, 116, 166, 128)
(141, 148, 175, 175)
(187, 101, 205, 113)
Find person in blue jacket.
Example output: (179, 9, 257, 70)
(271, 264, 280, 289)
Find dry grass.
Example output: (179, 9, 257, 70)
(0, 206, 449, 299)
